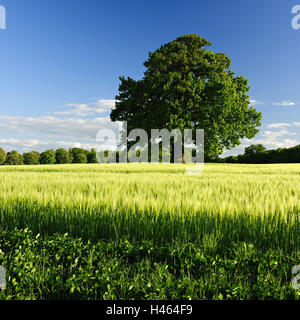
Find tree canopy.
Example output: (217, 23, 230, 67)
(87, 148, 98, 163)
(5, 150, 23, 165)
(110, 34, 262, 158)
(73, 152, 87, 164)
(23, 151, 40, 165)
(245, 144, 266, 156)
(0, 148, 6, 165)
(55, 148, 70, 164)
(69, 148, 88, 164)
(40, 150, 56, 165)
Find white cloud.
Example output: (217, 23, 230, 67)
(262, 129, 296, 138)
(221, 128, 300, 156)
(245, 129, 298, 149)
(53, 99, 116, 117)
(267, 123, 293, 129)
(0, 138, 104, 153)
(0, 115, 119, 141)
(0, 98, 122, 152)
(273, 100, 296, 106)
(253, 138, 298, 149)
(250, 99, 264, 106)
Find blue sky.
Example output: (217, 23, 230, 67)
(0, 0, 300, 154)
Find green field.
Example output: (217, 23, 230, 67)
(0, 163, 299, 299)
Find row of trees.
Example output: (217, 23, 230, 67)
(2, 144, 300, 165)
(0, 148, 98, 165)
(221, 144, 300, 164)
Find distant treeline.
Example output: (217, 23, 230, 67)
(0, 148, 98, 165)
(211, 144, 300, 164)
(1, 143, 300, 165)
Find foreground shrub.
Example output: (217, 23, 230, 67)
(0, 229, 299, 300)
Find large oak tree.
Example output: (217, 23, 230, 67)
(110, 34, 262, 158)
